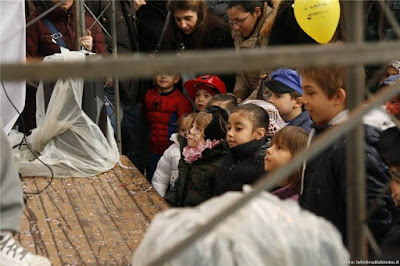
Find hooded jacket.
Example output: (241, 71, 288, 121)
(152, 133, 182, 197)
(299, 123, 394, 245)
(26, 6, 107, 58)
(232, 2, 274, 100)
(214, 138, 268, 195)
(165, 139, 228, 207)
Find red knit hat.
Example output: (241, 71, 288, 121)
(185, 75, 226, 100)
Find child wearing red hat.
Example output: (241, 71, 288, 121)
(185, 75, 227, 111)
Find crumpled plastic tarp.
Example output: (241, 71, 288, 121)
(10, 49, 119, 177)
(132, 191, 349, 266)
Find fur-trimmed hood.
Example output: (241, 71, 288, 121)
(260, 0, 283, 37)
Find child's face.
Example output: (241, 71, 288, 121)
(155, 74, 179, 91)
(264, 144, 292, 172)
(391, 178, 400, 206)
(179, 124, 190, 138)
(301, 75, 343, 125)
(227, 112, 259, 148)
(195, 89, 213, 111)
(268, 92, 298, 121)
(187, 121, 205, 147)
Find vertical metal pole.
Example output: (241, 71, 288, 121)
(73, 1, 81, 50)
(111, 0, 122, 154)
(78, 0, 86, 36)
(74, 0, 85, 50)
(344, 1, 367, 261)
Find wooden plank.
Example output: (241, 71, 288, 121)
(18, 156, 169, 266)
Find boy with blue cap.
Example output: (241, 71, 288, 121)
(265, 68, 313, 132)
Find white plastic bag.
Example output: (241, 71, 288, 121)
(12, 50, 119, 177)
(132, 191, 349, 266)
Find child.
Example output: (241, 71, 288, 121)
(151, 113, 196, 197)
(144, 73, 192, 180)
(214, 104, 270, 195)
(185, 75, 227, 111)
(298, 66, 393, 246)
(266, 68, 313, 132)
(264, 126, 309, 201)
(242, 99, 287, 137)
(206, 93, 238, 114)
(165, 106, 228, 207)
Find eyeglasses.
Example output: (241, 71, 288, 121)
(228, 12, 252, 27)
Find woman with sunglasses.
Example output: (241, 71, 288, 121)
(227, 1, 274, 103)
(165, 0, 235, 92)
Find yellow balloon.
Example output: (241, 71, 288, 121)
(294, 0, 340, 44)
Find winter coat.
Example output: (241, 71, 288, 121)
(299, 124, 394, 245)
(206, 0, 230, 22)
(144, 87, 192, 155)
(136, 0, 168, 53)
(85, 0, 140, 103)
(271, 184, 299, 201)
(165, 140, 228, 207)
(286, 110, 313, 133)
(152, 133, 182, 197)
(379, 205, 400, 260)
(26, 7, 107, 58)
(214, 139, 268, 196)
(267, 0, 316, 46)
(232, 2, 274, 100)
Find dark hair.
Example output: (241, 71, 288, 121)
(231, 104, 269, 131)
(166, 0, 230, 49)
(206, 93, 238, 113)
(298, 66, 347, 99)
(271, 126, 309, 191)
(227, 1, 263, 12)
(289, 91, 302, 100)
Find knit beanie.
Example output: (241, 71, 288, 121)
(204, 105, 229, 141)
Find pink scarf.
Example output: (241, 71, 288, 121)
(182, 139, 219, 164)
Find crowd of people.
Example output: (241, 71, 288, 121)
(1, 0, 400, 265)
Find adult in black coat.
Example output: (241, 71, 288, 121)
(165, 0, 235, 92)
(299, 124, 394, 246)
(214, 138, 268, 195)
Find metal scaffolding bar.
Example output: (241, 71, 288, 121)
(144, 82, 400, 266)
(2, 42, 400, 82)
(345, 1, 367, 260)
(110, 0, 122, 153)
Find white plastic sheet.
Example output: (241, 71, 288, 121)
(11, 49, 119, 177)
(133, 191, 349, 266)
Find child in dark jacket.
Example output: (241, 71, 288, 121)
(214, 104, 270, 195)
(298, 66, 393, 246)
(265, 126, 309, 201)
(266, 68, 313, 132)
(165, 106, 228, 207)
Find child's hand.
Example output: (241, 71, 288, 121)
(80, 29, 93, 51)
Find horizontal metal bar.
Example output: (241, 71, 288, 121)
(2, 42, 400, 82)
(145, 82, 400, 266)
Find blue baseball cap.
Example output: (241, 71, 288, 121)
(264, 68, 303, 95)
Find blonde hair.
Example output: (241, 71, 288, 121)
(178, 113, 196, 132)
(192, 112, 212, 134)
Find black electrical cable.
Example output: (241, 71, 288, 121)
(1, 81, 54, 195)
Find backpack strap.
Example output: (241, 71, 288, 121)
(42, 18, 68, 49)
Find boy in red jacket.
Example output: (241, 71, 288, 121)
(144, 73, 192, 180)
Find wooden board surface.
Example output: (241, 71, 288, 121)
(18, 156, 169, 266)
